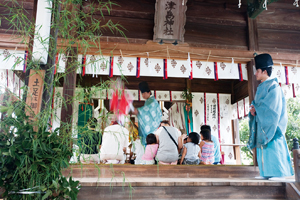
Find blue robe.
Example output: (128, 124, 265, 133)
(248, 77, 293, 177)
(137, 96, 162, 146)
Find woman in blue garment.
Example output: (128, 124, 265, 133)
(248, 53, 294, 181)
(132, 81, 162, 146)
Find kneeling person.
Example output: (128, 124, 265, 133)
(100, 121, 129, 164)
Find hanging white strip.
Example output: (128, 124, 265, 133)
(281, 83, 294, 99)
(13, 74, 19, 96)
(77, 55, 83, 74)
(244, 97, 249, 116)
(294, 83, 300, 97)
(288, 66, 300, 84)
(171, 91, 185, 101)
(217, 61, 239, 79)
(237, 99, 244, 119)
(7, 70, 14, 92)
(125, 89, 139, 101)
(187, 53, 191, 73)
(167, 59, 190, 78)
(270, 65, 285, 83)
(53, 87, 63, 131)
(231, 103, 238, 120)
(0, 49, 25, 70)
(56, 53, 66, 73)
(90, 87, 107, 99)
(85, 55, 110, 75)
(219, 93, 235, 164)
(205, 93, 218, 139)
(113, 56, 137, 76)
(32, 0, 52, 64)
(140, 58, 163, 77)
(192, 92, 205, 134)
(241, 63, 248, 80)
(192, 61, 215, 79)
(155, 90, 170, 101)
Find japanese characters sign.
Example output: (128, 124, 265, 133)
(153, 0, 187, 43)
(26, 70, 45, 119)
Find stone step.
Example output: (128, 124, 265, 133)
(76, 177, 287, 200)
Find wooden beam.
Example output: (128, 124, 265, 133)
(247, 17, 259, 51)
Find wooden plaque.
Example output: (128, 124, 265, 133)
(25, 69, 45, 119)
(153, 0, 187, 43)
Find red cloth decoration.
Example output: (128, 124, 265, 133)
(110, 90, 119, 112)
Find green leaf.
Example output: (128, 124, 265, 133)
(42, 190, 52, 200)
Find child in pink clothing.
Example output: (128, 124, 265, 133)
(199, 129, 214, 165)
(140, 134, 158, 165)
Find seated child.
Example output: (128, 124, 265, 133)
(199, 129, 215, 165)
(140, 134, 159, 165)
(179, 132, 201, 165)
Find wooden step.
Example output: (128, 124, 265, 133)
(63, 164, 260, 179)
(286, 182, 300, 200)
(75, 177, 288, 200)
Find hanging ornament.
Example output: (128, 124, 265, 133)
(293, 0, 299, 7)
(238, 0, 241, 8)
(263, 0, 268, 10)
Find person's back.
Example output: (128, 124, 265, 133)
(180, 132, 201, 165)
(100, 124, 129, 163)
(156, 126, 179, 163)
(199, 129, 214, 165)
(200, 141, 214, 164)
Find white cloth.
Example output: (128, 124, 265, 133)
(100, 124, 129, 161)
(80, 154, 100, 164)
(133, 139, 145, 165)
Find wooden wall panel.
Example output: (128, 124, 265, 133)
(185, 23, 248, 49)
(257, 29, 300, 52)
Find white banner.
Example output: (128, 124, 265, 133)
(192, 61, 215, 79)
(192, 92, 205, 134)
(167, 59, 190, 78)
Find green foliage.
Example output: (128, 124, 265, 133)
(238, 118, 253, 165)
(285, 97, 300, 153)
(181, 89, 194, 102)
(0, 101, 80, 199)
(239, 97, 300, 164)
(0, 0, 128, 198)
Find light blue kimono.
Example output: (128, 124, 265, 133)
(137, 96, 162, 146)
(211, 135, 221, 163)
(248, 77, 293, 177)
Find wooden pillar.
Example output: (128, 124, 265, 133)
(60, 47, 78, 134)
(247, 60, 260, 104)
(293, 149, 300, 183)
(247, 60, 260, 166)
(232, 119, 241, 165)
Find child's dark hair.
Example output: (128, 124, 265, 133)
(200, 125, 211, 131)
(200, 129, 212, 142)
(88, 117, 98, 129)
(146, 133, 157, 145)
(161, 120, 170, 126)
(189, 132, 200, 145)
